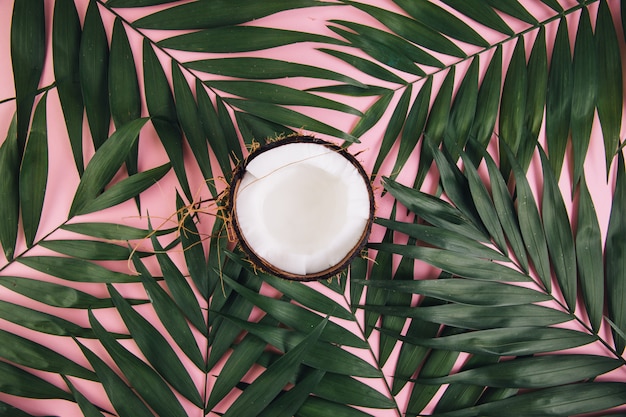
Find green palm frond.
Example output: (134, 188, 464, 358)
(0, 0, 625, 416)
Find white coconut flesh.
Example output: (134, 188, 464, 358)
(233, 141, 372, 278)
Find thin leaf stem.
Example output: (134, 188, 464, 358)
(341, 290, 404, 417)
(0, 82, 56, 106)
(0, 218, 69, 274)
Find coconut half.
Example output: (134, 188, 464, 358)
(229, 136, 374, 281)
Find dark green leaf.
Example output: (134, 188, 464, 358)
(221, 272, 368, 348)
(314, 373, 395, 409)
(159, 26, 345, 53)
(391, 295, 443, 395)
(63, 377, 106, 417)
(0, 361, 72, 401)
(440, 0, 513, 35)
(428, 141, 486, 233)
(605, 152, 626, 354)
(499, 35, 527, 172)
(364, 225, 393, 337)
(0, 114, 19, 260)
(596, 0, 623, 175)
(571, 8, 597, 189)
(517, 27, 547, 172)
(222, 318, 327, 417)
(133, 257, 205, 369)
(484, 0, 537, 25)
(329, 22, 435, 72)
(342, 20, 444, 68)
(109, 285, 204, 406)
(39, 239, 144, 260)
(175, 193, 209, 299)
(406, 327, 463, 414)
(539, 0, 562, 12)
(135, 0, 322, 29)
(576, 175, 604, 332)
(186, 57, 365, 87)
(196, 80, 233, 180)
(416, 67, 455, 188)
(545, 16, 572, 178)
(434, 354, 499, 413)
(467, 46, 501, 163)
(362, 303, 571, 329)
(372, 85, 412, 176)
(208, 265, 256, 370)
(20, 93, 48, 247)
(61, 221, 175, 240)
(391, 326, 596, 356)
(69, 118, 148, 217)
(75, 340, 155, 417)
(208, 80, 361, 116)
(390, 78, 431, 180)
(143, 40, 193, 201)
(483, 150, 529, 272)
(89, 311, 188, 417)
(444, 57, 479, 158)
(0, 400, 57, 417)
(357, 278, 549, 306)
(10, 0, 45, 152)
(259, 368, 326, 417)
(78, 162, 171, 214)
(0, 329, 96, 380)
(346, 1, 466, 57)
(0, 300, 96, 338)
(207, 321, 270, 409)
(505, 144, 552, 290)
(319, 48, 407, 85)
(460, 152, 508, 253)
(423, 355, 621, 388)
(379, 242, 414, 366)
(107, 0, 179, 6)
(349, 255, 367, 313)
(218, 92, 257, 161)
(171, 63, 214, 191)
(226, 98, 358, 142)
(18, 256, 140, 283)
(0, 276, 146, 309)
(434, 382, 626, 417)
(350, 93, 393, 139)
(259, 270, 354, 322)
(79, 0, 110, 149)
(382, 176, 488, 242)
(53, 0, 84, 174)
(370, 242, 528, 282)
(297, 396, 375, 417)
(235, 111, 295, 145)
(393, 0, 488, 47)
(149, 223, 206, 333)
(109, 18, 141, 128)
(222, 314, 380, 378)
(376, 218, 507, 262)
(539, 148, 577, 310)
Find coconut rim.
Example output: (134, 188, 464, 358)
(228, 135, 375, 281)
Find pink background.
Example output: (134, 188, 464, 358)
(0, 1, 625, 416)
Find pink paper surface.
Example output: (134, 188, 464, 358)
(1, 1, 625, 416)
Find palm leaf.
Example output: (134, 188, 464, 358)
(79, 0, 110, 149)
(52, 0, 84, 174)
(10, 0, 45, 152)
(0, 114, 20, 260)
